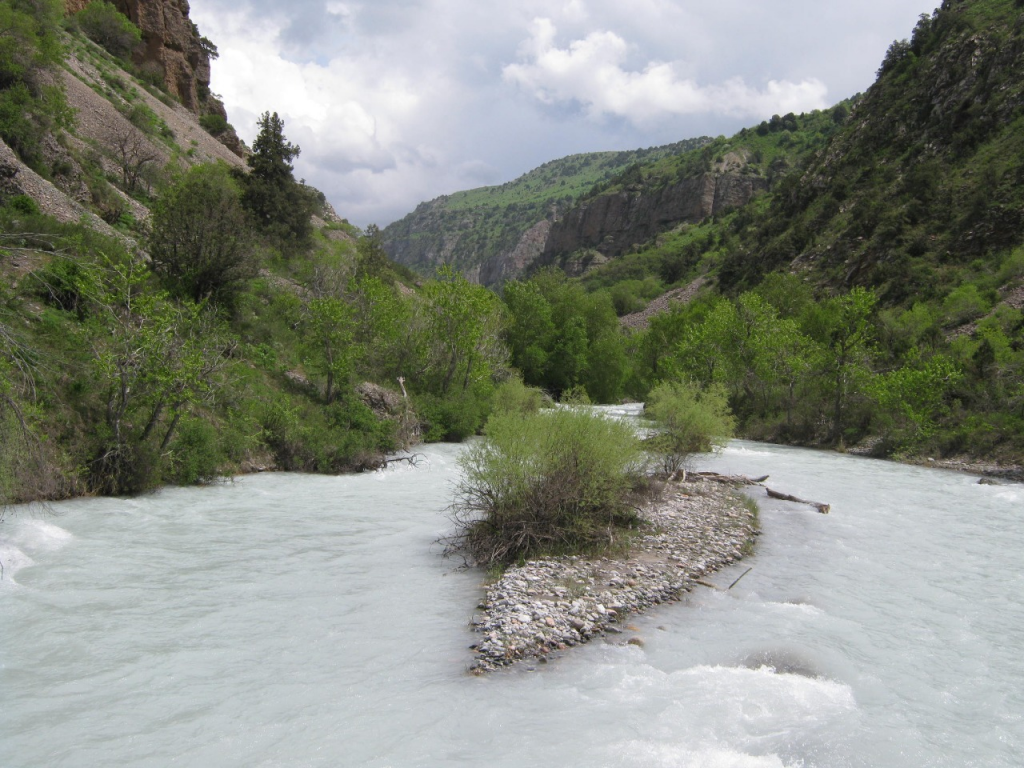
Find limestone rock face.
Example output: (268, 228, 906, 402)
(66, 1, 210, 115)
(116, 0, 207, 112)
(542, 172, 768, 263)
(64, 0, 243, 155)
(478, 220, 552, 286)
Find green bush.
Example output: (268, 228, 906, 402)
(168, 417, 221, 484)
(447, 407, 647, 565)
(5, 194, 40, 215)
(941, 283, 991, 327)
(644, 380, 735, 476)
(149, 163, 256, 305)
(76, 1, 141, 60)
(35, 254, 99, 317)
(490, 378, 545, 416)
(415, 389, 489, 442)
(199, 113, 228, 135)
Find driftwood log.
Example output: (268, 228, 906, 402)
(765, 487, 831, 514)
(691, 471, 770, 486)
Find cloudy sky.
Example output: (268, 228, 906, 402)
(189, 0, 936, 228)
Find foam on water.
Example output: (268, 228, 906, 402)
(3, 439, 1023, 767)
(16, 518, 74, 552)
(0, 541, 33, 584)
(612, 742, 791, 768)
(1, 517, 74, 584)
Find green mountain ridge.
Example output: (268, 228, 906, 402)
(380, 137, 711, 285)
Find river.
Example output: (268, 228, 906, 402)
(2, 439, 1022, 767)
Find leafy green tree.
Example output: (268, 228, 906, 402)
(502, 279, 555, 385)
(356, 224, 390, 280)
(549, 314, 588, 394)
(351, 274, 414, 382)
(804, 287, 878, 444)
(89, 256, 233, 493)
(583, 329, 629, 404)
(149, 163, 256, 305)
(867, 352, 961, 448)
(239, 111, 316, 251)
(421, 264, 506, 395)
(306, 296, 355, 404)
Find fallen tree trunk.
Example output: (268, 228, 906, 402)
(691, 472, 770, 486)
(765, 487, 830, 514)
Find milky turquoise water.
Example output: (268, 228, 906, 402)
(2, 438, 1021, 767)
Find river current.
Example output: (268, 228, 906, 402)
(2, 436, 1022, 767)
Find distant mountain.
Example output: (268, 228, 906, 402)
(380, 139, 711, 285)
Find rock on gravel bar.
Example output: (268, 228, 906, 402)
(467, 477, 758, 673)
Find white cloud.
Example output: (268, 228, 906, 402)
(189, 0, 931, 227)
(503, 18, 829, 123)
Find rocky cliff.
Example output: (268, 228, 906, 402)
(542, 171, 767, 265)
(381, 138, 712, 285)
(64, 0, 243, 155)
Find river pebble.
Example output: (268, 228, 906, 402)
(468, 477, 758, 672)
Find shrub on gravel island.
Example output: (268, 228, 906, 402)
(645, 380, 735, 477)
(447, 407, 648, 566)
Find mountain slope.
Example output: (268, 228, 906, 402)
(717, 0, 1024, 302)
(380, 138, 710, 285)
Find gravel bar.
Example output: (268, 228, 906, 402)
(467, 477, 758, 673)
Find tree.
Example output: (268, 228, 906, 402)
(421, 265, 506, 395)
(502, 279, 554, 386)
(240, 111, 316, 250)
(149, 164, 256, 305)
(805, 287, 878, 444)
(306, 296, 355, 404)
(89, 255, 233, 493)
(356, 224, 390, 280)
(111, 121, 159, 193)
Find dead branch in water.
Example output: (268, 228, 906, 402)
(382, 452, 423, 468)
(765, 487, 830, 514)
(690, 471, 769, 486)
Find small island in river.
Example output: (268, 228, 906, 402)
(467, 476, 758, 673)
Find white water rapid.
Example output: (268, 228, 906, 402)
(2, 440, 1022, 767)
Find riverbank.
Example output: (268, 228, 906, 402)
(467, 476, 758, 673)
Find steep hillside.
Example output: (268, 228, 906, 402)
(717, 0, 1024, 302)
(541, 106, 849, 281)
(380, 138, 710, 285)
(0, 0, 452, 504)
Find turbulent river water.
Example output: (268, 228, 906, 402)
(2, 433, 1022, 767)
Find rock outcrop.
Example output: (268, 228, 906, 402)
(64, 0, 243, 155)
(477, 219, 551, 286)
(0, 137, 122, 240)
(542, 172, 767, 264)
